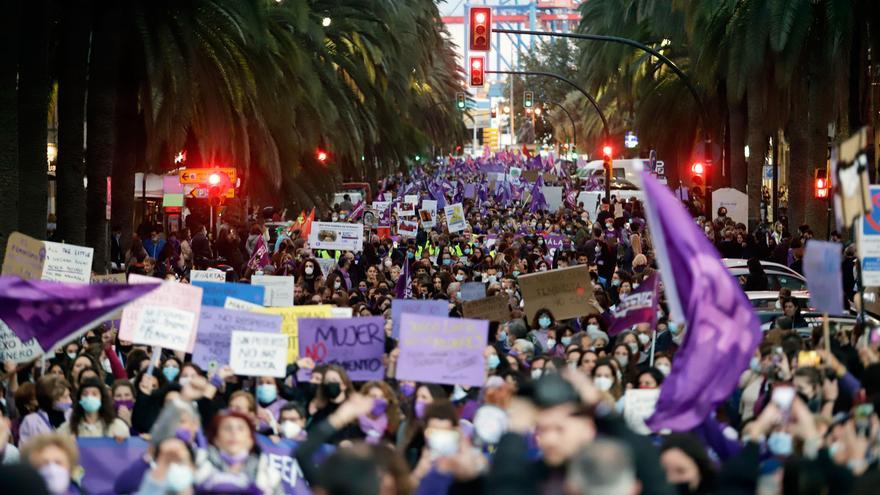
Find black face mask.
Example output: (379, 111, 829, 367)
(674, 483, 695, 495)
(323, 382, 342, 400)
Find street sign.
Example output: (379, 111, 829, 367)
(184, 185, 234, 199)
(858, 185, 880, 287)
(178, 168, 237, 185)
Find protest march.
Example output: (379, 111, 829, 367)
(1, 154, 879, 495)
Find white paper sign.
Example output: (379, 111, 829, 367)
(542, 186, 563, 212)
(190, 269, 227, 283)
(229, 331, 288, 377)
(372, 201, 391, 214)
(712, 188, 749, 226)
(42, 241, 94, 283)
(308, 222, 364, 252)
(251, 275, 295, 307)
(622, 389, 660, 435)
(224, 297, 264, 312)
(330, 307, 353, 318)
(0, 320, 43, 363)
(444, 203, 466, 233)
(132, 306, 197, 352)
(315, 258, 336, 278)
(398, 219, 419, 238)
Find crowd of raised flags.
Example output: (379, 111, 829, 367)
(0, 152, 877, 495)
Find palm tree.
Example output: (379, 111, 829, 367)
(0, 1, 21, 260)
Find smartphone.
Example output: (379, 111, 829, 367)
(797, 351, 822, 368)
(772, 385, 796, 422)
(854, 404, 874, 437)
(868, 327, 880, 349)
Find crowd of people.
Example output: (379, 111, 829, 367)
(2, 156, 880, 495)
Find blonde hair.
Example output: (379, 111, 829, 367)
(22, 432, 79, 467)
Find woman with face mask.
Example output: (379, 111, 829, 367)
(136, 437, 198, 495)
(254, 376, 287, 434)
(591, 359, 623, 402)
(659, 434, 717, 495)
(198, 410, 282, 493)
(356, 381, 402, 444)
(306, 366, 360, 443)
(531, 309, 557, 332)
(18, 376, 74, 445)
(21, 433, 81, 495)
(57, 378, 129, 440)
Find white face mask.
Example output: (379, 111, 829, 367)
(531, 368, 543, 380)
(165, 462, 194, 493)
(637, 333, 651, 346)
(546, 338, 556, 349)
(280, 420, 303, 440)
(427, 429, 460, 457)
(615, 355, 629, 368)
(334, 280, 342, 289)
(305, 266, 314, 275)
(656, 363, 671, 376)
(594, 376, 613, 391)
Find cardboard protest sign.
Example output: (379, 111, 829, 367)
(396, 314, 488, 387)
(298, 317, 385, 381)
(308, 222, 364, 252)
(397, 218, 419, 238)
(229, 331, 288, 377)
(90, 273, 127, 284)
(521, 169, 541, 182)
(192, 307, 283, 370)
(252, 275, 295, 307)
(462, 295, 510, 322)
(0, 320, 42, 363)
(1, 232, 94, 283)
(190, 269, 227, 283)
(260, 306, 333, 361)
(804, 240, 844, 314)
(622, 389, 660, 435)
(119, 281, 202, 353)
(224, 297, 263, 312)
(459, 282, 486, 302)
(192, 280, 265, 307)
(444, 203, 466, 233)
(391, 299, 448, 338)
(518, 265, 600, 321)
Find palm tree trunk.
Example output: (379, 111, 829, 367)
(111, 71, 140, 254)
(728, 97, 747, 192)
(787, 84, 810, 231)
(745, 84, 767, 229)
(0, 0, 21, 260)
(55, 0, 91, 245)
(85, 0, 122, 273)
(17, 0, 50, 240)
(806, 75, 832, 239)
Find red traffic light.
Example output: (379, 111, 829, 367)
(814, 170, 830, 199)
(469, 7, 491, 51)
(691, 162, 705, 176)
(469, 56, 485, 87)
(602, 145, 613, 157)
(316, 149, 328, 163)
(207, 173, 221, 186)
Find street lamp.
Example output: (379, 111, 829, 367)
(534, 107, 542, 116)
(322, 17, 331, 27)
(503, 105, 510, 114)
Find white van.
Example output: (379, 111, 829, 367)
(576, 158, 657, 184)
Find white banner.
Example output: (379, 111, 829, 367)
(308, 222, 364, 252)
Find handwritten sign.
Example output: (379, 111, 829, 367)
(622, 389, 660, 435)
(225, 297, 263, 312)
(192, 280, 265, 308)
(518, 265, 599, 321)
(391, 299, 448, 339)
(90, 273, 127, 284)
(230, 331, 288, 377)
(119, 281, 202, 352)
(259, 306, 333, 361)
(460, 282, 486, 302)
(132, 306, 197, 352)
(192, 307, 283, 370)
(252, 275, 295, 307)
(0, 320, 42, 363)
(462, 295, 510, 322)
(396, 314, 487, 387)
(190, 269, 227, 283)
(298, 317, 385, 381)
(1, 232, 93, 283)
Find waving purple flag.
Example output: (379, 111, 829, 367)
(602, 273, 659, 336)
(247, 236, 271, 271)
(528, 176, 548, 213)
(0, 276, 159, 351)
(395, 259, 412, 299)
(641, 172, 760, 431)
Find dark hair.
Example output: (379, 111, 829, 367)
(69, 378, 116, 436)
(637, 368, 666, 388)
(424, 399, 459, 426)
(36, 375, 72, 412)
(660, 433, 717, 493)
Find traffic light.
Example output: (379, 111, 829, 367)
(469, 56, 485, 87)
(207, 172, 221, 186)
(523, 91, 533, 108)
(490, 107, 497, 118)
(690, 162, 705, 185)
(456, 92, 466, 110)
(469, 7, 491, 52)
(316, 149, 328, 164)
(814, 169, 829, 199)
(602, 145, 613, 158)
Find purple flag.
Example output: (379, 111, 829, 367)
(78, 438, 149, 495)
(395, 259, 412, 299)
(641, 172, 760, 431)
(247, 236, 271, 271)
(348, 200, 365, 220)
(602, 273, 659, 336)
(0, 276, 159, 351)
(528, 176, 548, 213)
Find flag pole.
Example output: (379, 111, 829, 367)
(823, 312, 831, 355)
(649, 328, 657, 367)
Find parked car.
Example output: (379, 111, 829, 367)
(746, 290, 811, 310)
(723, 259, 807, 291)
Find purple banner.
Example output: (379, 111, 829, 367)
(396, 314, 487, 387)
(298, 317, 385, 381)
(390, 299, 448, 338)
(256, 435, 335, 495)
(0, 277, 159, 351)
(641, 172, 761, 431)
(192, 307, 283, 370)
(544, 235, 565, 251)
(603, 274, 659, 336)
(78, 437, 149, 495)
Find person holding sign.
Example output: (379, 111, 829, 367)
(306, 365, 360, 443)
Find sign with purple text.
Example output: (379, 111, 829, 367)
(396, 314, 487, 387)
(192, 307, 283, 370)
(298, 317, 385, 381)
(391, 299, 448, 338)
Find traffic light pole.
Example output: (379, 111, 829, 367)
(493, 27, 712, 217)
(542, 100, 577, 151)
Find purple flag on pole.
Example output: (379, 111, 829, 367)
(602, 273, 659, 336)
(0, 276, 159, 351)
(395, 260, 412, 299)
(641, 172, 761, 431)
(247, 236, 271, 271)
(529, 176, 548, 213)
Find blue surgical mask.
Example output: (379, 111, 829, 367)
(443, 258, 452, 266)
(455, 274, 465, 282)
(407, 252, 415, 259)
(162, 366, 180, 382)
(749, 357, 761, 372)
(768, 431, 793, 457)
(487, 354, 500, 369)
(256, 384, 278, 405)
(512, 270, 520, 277)
(498, 330, 508, 343)
(79, 396, 102, 414)
(538, 316, 552, 329)
(561, 336, 572, 347)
